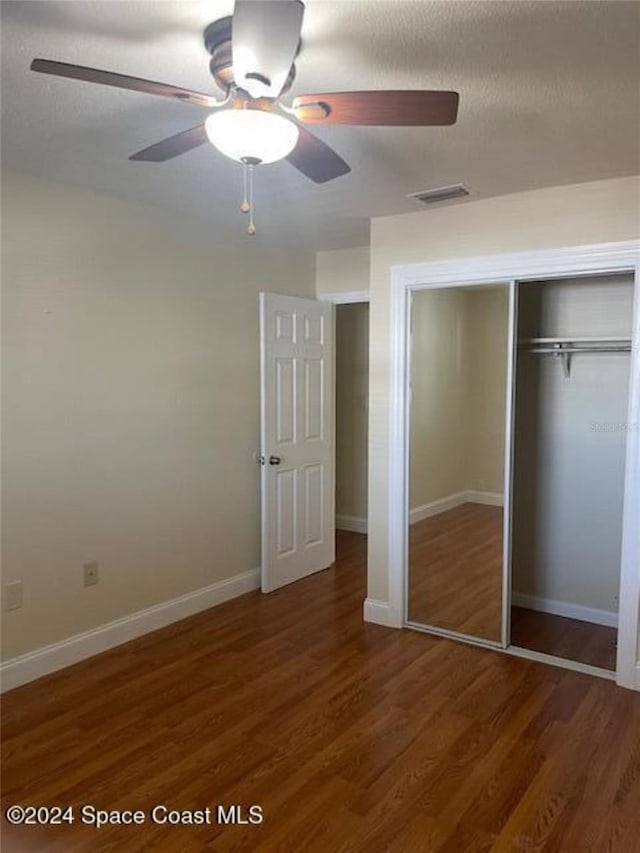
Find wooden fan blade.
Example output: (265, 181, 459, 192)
(31, 59, 220, 109)
(292, 90, 459, 126)
(129, 125, 209, 162)
(286, 126, 350, 184)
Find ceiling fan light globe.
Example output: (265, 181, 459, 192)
(204, 109, 299, 165)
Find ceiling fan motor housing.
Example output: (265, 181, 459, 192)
(204, 17, 299, 96)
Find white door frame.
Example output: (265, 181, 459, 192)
(320, 290, 370, 305)
(386, 240, 640, 690)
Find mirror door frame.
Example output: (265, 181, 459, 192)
(386, 240, 640, 690)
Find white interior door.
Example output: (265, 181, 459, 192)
(260, 293, 334, 592)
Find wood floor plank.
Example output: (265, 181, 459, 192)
(511, 606, 618, 671)
(409, 503, 504, 641)
(2, 530, 639, 852)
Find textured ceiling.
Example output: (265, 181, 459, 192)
(2, 1, 639, 250)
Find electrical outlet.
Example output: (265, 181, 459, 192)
(83, 561, 99, 587)
(3, 580, 23, 611)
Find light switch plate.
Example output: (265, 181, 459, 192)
(4, 580, 23, 611)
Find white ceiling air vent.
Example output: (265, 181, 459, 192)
(406, 184, 471, 205)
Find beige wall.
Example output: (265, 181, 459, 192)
(335, 303, 369, 521)
(317, 248, 370, 525)
(464, 287, 509, 495)
(316, 246, 369, 297)
(410, 289, 468, 507)
(410, 286, 508, 509)
(367, 175, 640, 605)
(1, 170, 316, 660)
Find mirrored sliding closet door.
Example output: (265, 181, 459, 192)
(407, 284, 511, 645)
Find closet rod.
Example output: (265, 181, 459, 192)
(525, 346, 631, 354)
(520, 340, 631, 378)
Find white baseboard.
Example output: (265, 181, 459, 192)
(336, 514, 368, 534)
(0, 568, 261, 693)
(410, 491, 466, 524)
(410, 490, 504, 524)
(464, 490, 504, 507)
(512, 592, 618, 628)
(363, 597, 402, 628)
(616, 663, 640, 692)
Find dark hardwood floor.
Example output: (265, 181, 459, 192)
(409, 503, 504, 641)
(409, 502, 618, 671)
(2, 531, 640, 852)
(511, 606, 618, 671)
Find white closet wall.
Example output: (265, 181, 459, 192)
(512, 274, 634, 623)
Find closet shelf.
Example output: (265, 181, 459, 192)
(518, 336, 632, 378)
(519, 336, 631, 345)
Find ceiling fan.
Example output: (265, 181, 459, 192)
(31, 0, 459, 234)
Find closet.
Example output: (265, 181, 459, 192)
(406, 270, 635, 677)
(511, 273, 633, 671)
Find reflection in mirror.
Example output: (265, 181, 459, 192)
(407, 284, 509, 642)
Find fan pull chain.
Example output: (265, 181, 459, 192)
(240, 161, 250, 214)
(247, 165, 256, 236)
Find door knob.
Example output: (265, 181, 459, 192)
(269, 455, 282, 466)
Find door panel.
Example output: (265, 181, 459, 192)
(261, 293, 334, 592)
(304, 359, 324, 440)
(304, 463, 324, 545)
(304, 313, 324, 344)
(276, 310, 296, 343)
(276, 469, 297, 556)
(276, 358, 296, 443)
